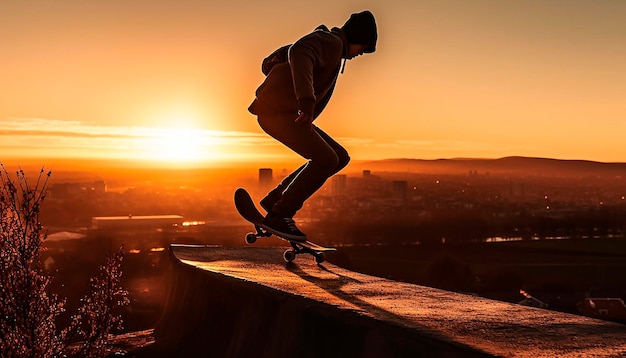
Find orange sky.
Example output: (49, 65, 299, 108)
(2, 1, 626, 167)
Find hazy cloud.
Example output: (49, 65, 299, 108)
(0, 117, 276, 161)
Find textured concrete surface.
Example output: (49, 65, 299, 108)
(153, 244, 626, 357)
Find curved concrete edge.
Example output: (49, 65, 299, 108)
(147, 245, 493, 358)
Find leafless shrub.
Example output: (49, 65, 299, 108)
(0, 165, 129, 357)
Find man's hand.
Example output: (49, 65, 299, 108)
(295, 111, 314, 127)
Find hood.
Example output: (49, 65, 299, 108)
(341, 10, 377, 53)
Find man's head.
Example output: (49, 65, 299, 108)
(341, 10, 377, 54)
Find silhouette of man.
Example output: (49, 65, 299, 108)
(248, 10, 378, 241)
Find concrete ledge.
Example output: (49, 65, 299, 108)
(150, 245, 626, 357)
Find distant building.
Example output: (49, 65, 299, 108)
(49, 180, 107, 198)
(579, 298, 626, 323)
(508, 181, 525, 198)
(93, 180, 107, 193)
(259, 168, 273, 190)
(332, 174, 347, 196)
(48, 183, 82, 198)
(91, 215, 184, 231)
(392, 180, 408, 200)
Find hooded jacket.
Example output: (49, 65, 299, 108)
(248, 25, 348, 120)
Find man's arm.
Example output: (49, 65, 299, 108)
(288, 38, 318, 120)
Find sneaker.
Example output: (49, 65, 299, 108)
(262, 214, 307, 242)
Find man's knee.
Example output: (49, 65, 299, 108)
(330, 147, 350, 175)
(337, 152, 350, 171)
(312, 152, 340, 174)
(324, 151, 349, 177)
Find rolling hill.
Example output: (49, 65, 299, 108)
(353, 156, 626, 177)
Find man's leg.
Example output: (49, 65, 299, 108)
(258, 113, 349, 216)
(260, 163, 306, 212)
(313, 126, 351, 176)
(260, 126, 349, 212)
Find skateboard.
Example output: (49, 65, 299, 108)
(234, 187, 336, 264)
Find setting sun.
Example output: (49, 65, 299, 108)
(138, 127, 212, 163)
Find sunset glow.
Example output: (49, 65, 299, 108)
(0, 117, 277, 165)
(133, 127, 220, 163)
(2, 1, 626, 166)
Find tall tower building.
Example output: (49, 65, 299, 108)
(332, 174, 347, 196)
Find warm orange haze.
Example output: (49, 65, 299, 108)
(2, 1, 626, 167)
(4, 3, 626, 355)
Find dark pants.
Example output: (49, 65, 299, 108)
(257, 113, 350, 217)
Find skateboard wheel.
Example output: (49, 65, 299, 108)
(315, 253, 326, 264)
(283, 249, 296, 263)
(245, 233, 257, 244)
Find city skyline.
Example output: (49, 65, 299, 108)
(2, 1, 626, 166)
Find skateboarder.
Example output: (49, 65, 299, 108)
(248, 10, 378, 241)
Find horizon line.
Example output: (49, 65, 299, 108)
(2, 155, 625, 171)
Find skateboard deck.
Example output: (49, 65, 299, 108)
(234, 187, 336, 263)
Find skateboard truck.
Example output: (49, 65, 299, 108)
(283, 241, 328, 264)
(244, 224, 272, 245)
(244, 224, 327, 264)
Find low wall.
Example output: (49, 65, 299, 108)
(144, 245, 626, 358)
